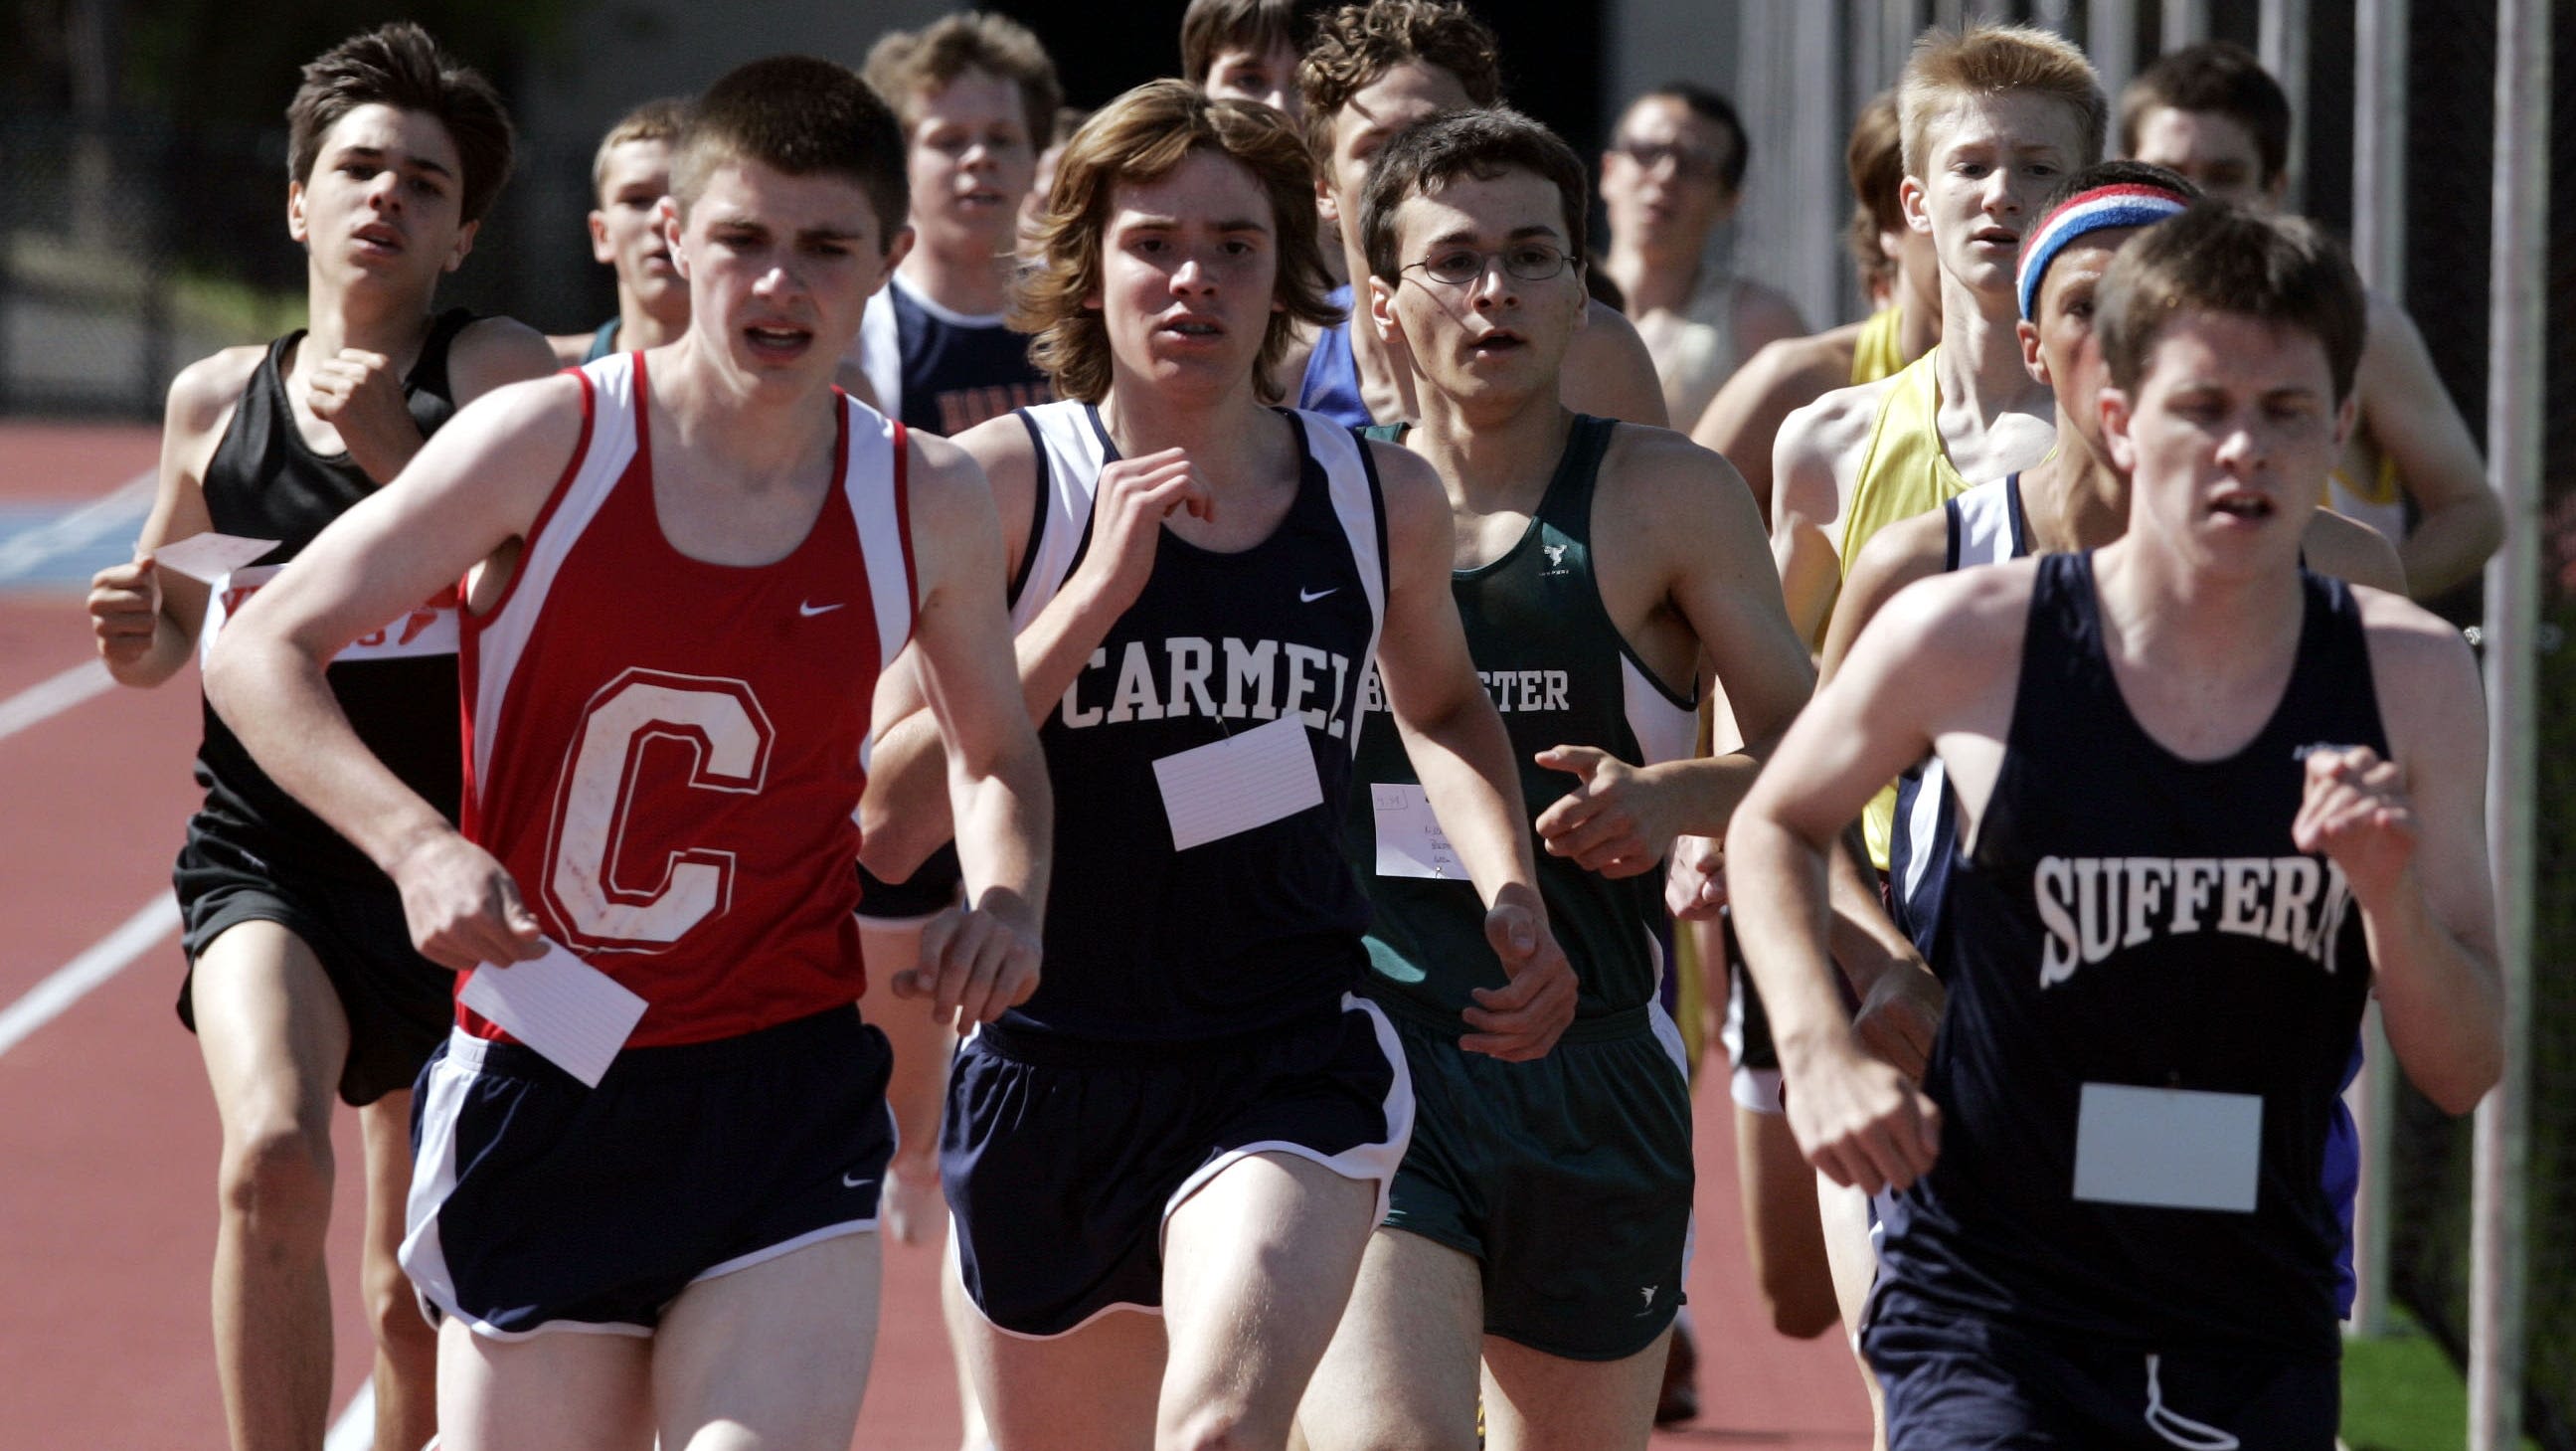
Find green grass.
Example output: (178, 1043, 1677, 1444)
(2342, 1309, 2541, 1451)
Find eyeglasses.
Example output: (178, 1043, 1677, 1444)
(1401, 242, 1572, 288)
(1609, 140, 1728, 184)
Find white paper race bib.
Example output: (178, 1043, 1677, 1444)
(457, 939, 649, 1088)
(1371, 782, 1468, 881)
(199, 562, 459, 668)
(2071, 1082, 2263, 1213)
(1150, 713, 1323, 851)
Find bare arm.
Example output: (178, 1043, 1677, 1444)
(1730, 282, 1810, 371)
(887, 432, 1053, 1026)
(2354, 296, 2498, 599)
(1371, 442, 1578, 1060)
(2300, 508, 2409, 597)
(1561, 300, 1671, 429)
(1689, 328, 1856, 530)
(2306, 598, 2502, 1113)
(1728, 570, 2021, 1191)
(205, 375, 585, 968)
(87, 347, 259, 687)
(1771, 387, 1876, 648)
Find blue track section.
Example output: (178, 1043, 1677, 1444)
(0, 502, 151, 593)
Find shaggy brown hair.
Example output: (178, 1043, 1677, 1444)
(1015, 80, 1338, 404)
(1181, 0, 1306, 86)
(286, 23, 514, 225)
(863, 11, 1062, 140)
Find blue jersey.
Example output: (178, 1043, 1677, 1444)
(1296, 285, 1370, 429)
(857, 272, 1052, 436)
(1878, 552, 2382, 1360)
(998, 401, 1389, 1042)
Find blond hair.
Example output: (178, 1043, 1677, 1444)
(1897, 23, 2106, 178)
(590, 96, 688, 200)
(1015, 81, 1337, 404)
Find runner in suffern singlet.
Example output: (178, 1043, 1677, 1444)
(83, 25, 555, 1451)
(1291, 109, 1821, 1451)
(203, 57, 1052, 1450)
(855, 82, 1576, 1451)
(1727, 202, 2501, 1451)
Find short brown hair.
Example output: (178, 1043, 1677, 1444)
(863, 12, 1063, 141)
(1297, 0, 1502, 166)
(1181, 0, 1305, 86)
(2119, 42, 2293, 186)
(2095, 201, 2365, 402)
(590, 96, 688, 201)
(286, 23, 514, 226)
(1897, 23, 2106, 178)
(671, 56, 908, 247)
(1016, 80, 1339, 404)
(1359, 106, 1589, 283)
(1844, 90, 1904, 291)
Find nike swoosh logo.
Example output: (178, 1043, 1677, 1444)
(800, 601, 847, 618)
(1299, 587, 1338, 603)
(842, 1173, 875, 1189)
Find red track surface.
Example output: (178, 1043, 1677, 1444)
(0, 421, 1867, 1449)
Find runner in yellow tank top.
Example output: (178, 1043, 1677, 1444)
(1847, 303, 1908, 386)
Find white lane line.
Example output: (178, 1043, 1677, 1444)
(0, 659, 115, 746)
(0, 896, 181, 1061)
(0, 470, 155, 582)
(323, 1381, 375, 1451)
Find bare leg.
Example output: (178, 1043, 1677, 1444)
(654, 1231, 883, 1450)
(1157, 1153, 1380, 1451)
(1737, 1105, 1839, 1338)
(1481, 1327, 1669, 1451)
(1816, 1175, 1888, 1451)
(358, 1092, 438, 1451)
(943, 1230, 993, 1451)
(192, 920, 351, 1451)
(960, 1294, 1164, 1451)
(434, 1316, 653, 1451)
(1296, 1228, 1482, 1451)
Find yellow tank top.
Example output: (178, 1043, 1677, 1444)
(1850, 304, 1907, 386)
(1844, 346, 1974, 869)
(2323, 452, 2406, 545)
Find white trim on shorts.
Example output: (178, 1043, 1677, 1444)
(955, 994, 1417, 1344)
(401, 1027, 883, 1341)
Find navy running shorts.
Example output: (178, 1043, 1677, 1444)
(404, 1005, 895, 1338)
(943, 993, 1411, 1338)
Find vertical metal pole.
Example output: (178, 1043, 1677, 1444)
(2469, 0, 2544, 1443)
(2342, 0, 2410, 1346)
(2258, 0, 2312, 211)
(1789, 3, 1843, 331)
(2032, 0, 2075, 39)
(1882, 0, 1920, 89)
(2091, 0, 2139, 110)
(2160, 0, 2209, 55)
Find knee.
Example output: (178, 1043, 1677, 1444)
(1158, 1404, 1280, 1451)
(217, 1117, 335, 1237)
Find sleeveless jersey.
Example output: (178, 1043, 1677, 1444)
(1878, 552, 2382, 1360)
(456, 351, 915, 1048)
(192, 309, 475, 882)
(581, 318, 620, 365)
(1346, 416, 1696, 1023)
(1884, 473, 2027, 959)
(1000, 400, 1387, 1042)
(1847, 345, 1975, 869)
(1296, 284, 1371, 430)
(1849, 304, 1907, 386)
(855, 272, 1052, 436)
(2325, 452, 2406, 545)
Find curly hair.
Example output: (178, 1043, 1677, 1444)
(286, 22, 514, 225)
(1295, 0, 1501, 166)
(1015, 80, 1339, 404)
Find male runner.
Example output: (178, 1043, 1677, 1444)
(1770, 22, 2107, 647)
(858, 81, 1575, 1451)
(1691, 91, 1939, 527)
(204, 55, 1052, 1451)
(1729, 200, 2501, 1450)
(2120, 41, 2498, 600)
(1185, 0, 1310, 121)
(1598, 82, 1805, 431)
(548, 96, 689, 366)
(854, 12, 1061, 435)
(1290, 0, 1668, 430)
(83, 23, 553, 1451)
(1292, 107, 1818, 1451)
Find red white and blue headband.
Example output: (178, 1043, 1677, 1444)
(2015, 183, 2192, 322)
